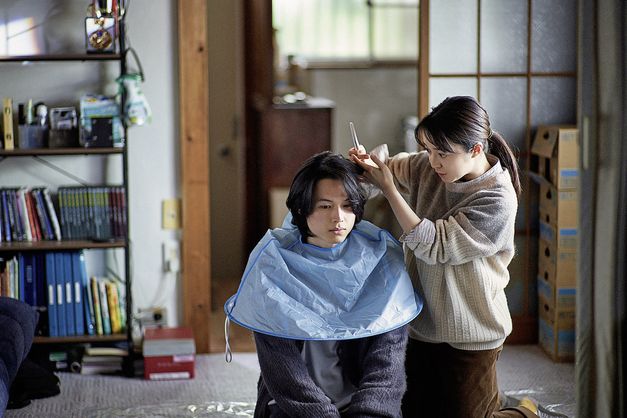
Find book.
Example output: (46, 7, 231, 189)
(24, 190, 41, 241)
(16, 188, 32, 241)
(1, 190, 10, 241)
(84, 347, 128, 357)
(3, 98, 14, 150)
(105, 280, 121, 334)
(90, 276, 103, 335)
(83, 272, 96, 336)
(98, 279, 111, 335)
(32, 189, 52, 240)
(42, 188, 62, 241)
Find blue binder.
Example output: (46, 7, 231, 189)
(18, 254, 26, 302)
(62, 252, 75, 336)
(23, 253, 37, 306)
(71, 252, 85, 335)
(45, 253, 58, 337)
(54, 252, 67, 337)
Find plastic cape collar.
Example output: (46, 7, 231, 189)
(224, 220, 422, 341)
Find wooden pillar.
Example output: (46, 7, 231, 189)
(178, 0, 211, 353)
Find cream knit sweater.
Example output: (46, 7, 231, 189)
(385, 150, 517, 351)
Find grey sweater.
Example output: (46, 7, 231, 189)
(386, 150, 517, 350)
(253, 325, 408, 418)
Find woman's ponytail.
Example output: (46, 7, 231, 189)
(488, 131, 521, 197)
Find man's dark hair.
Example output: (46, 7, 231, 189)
(286, 151, 366, 238)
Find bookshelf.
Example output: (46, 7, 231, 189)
(0, 8, 133, 360)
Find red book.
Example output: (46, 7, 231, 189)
(24, 191, 41, 241)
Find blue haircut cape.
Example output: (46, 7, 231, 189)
(225, 217, 422, 340)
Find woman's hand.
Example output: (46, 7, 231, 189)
(350, 152, 395, 196)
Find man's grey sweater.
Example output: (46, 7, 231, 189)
(253, 325, 408, 418)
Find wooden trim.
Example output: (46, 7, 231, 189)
(178, 0, 211, 353)
(523, 0, 533, 322)
(418, 0, 429, 118)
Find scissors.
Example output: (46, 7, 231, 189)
(349, 121, 362, 150)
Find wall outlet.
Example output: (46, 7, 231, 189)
(162, 240, 180, 273)
(162, 198, 181, 229)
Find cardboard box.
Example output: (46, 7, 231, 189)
(144, 354, 195, 380)
(143, 326, 196, 380)
(538, 238, 577, 286)
(531, 125, 579, 190)
(538, 179, 578, 228)
(537, 276, 576, 329)
(539, 221, 578, 253)
(538, 316, 575, 362)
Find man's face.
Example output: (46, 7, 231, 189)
(305, 178, 356, 248)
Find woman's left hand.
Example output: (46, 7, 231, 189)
(351, 153, 395, 195)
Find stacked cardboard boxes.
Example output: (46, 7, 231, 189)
(531, 125, 578, 362)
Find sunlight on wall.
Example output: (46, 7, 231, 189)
(0, 17, 42, 56)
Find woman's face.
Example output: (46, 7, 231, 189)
(420, 134, 481, 183)
(306, 178, 356, 248)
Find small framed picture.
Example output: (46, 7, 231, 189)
(85, 17, 116, 53)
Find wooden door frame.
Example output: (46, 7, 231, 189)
(178, 0, 211, 353)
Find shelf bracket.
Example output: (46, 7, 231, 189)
(25, 155, 93, 186)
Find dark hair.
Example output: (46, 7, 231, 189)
(415, 96, 521, 197)
(286, 151, 367, 237)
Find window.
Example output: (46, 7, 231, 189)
(272, 0, 418, 63)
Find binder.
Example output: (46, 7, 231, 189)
(45, 252, 58, 337)
(54, 252, 67, 337)
(23, 253, 37, 305)
(33, 253, 47, 336)
(63, 252, 75, 336)
(15, 253, 26, 302)
(71, 252, 85, 335)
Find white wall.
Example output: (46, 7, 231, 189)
(308, 68, 418, 155)
(124, 1, 180, 326)
(0, 0, 181, 327)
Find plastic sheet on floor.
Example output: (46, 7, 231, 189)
(503, 390, 574, 418)
(84, 401, 255, 417)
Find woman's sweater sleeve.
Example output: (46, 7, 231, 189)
(344, 326, 408, 418)
(402, 190, 517, 265)
(253, 332, 341, 418)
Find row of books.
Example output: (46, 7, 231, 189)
(58, 186, 127, 241)
(0, 187, 61, 242)
(0, 186, 127, 243)
(0, 251, 126, 337)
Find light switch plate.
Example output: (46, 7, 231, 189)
(162, 198, 181, 229)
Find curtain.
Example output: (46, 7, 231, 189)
(577, 0, 626, 417)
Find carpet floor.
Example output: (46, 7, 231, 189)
(4, 345, 575, 417)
